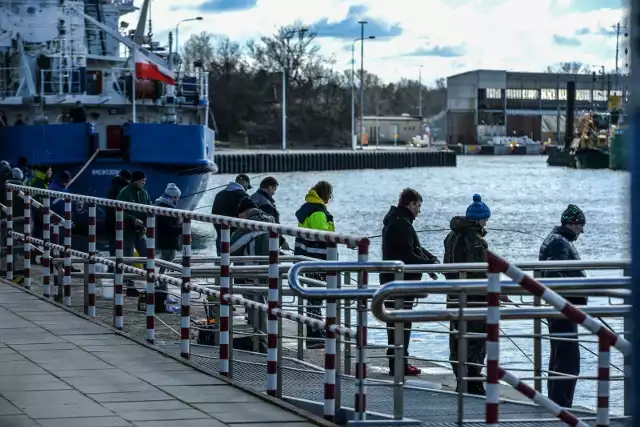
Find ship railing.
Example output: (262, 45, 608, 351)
(2, 182, 373, 424)
(38, 69, 84, 97)
(0, 67, 20, 98)
(366, 253, 631, 426)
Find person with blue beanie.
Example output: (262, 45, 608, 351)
(443, 193, 492, 395)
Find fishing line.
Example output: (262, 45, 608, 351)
(182, 173, 268, 200)
(366, 228, 544, 240)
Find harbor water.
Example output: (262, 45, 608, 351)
(191, 155, 629, 413)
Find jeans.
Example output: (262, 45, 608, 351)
(450, 319, 487, 393)
(548, 318, 580, 408)
(386, 321, 412, 373)
(123, 233, 147, 258)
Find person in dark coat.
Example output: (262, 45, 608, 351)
(380, 188, 440, 376)
(105, 170, 131, 257)
(154, 183, 183, 279)
(211, 173, 251, 254)
(250, 176, 290, 251)
(539, 204, 587, 408)
(443, 193, 492, 395)
(69, 101, 87, 123)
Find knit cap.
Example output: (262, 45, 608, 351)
(561, 204, 586, 225)
(164, 183, 181, 198)
(465, 194, 491, 221)
(11, 168, 23, 181)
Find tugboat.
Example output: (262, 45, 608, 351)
(572, 112, 611, 169)
(0, 0, 216, 221)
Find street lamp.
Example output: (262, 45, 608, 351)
(418, 65, 423, 117)
(282, 28, 307, 151)
(174, 17, 203, 68)
(351, 35, 375, 150)
(358, 20, 368, 149)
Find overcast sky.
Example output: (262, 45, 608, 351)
(132, 0, 628, 84)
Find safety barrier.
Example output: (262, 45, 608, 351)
(4, 182, 368, 423)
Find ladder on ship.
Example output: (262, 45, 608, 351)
(84, 0, 107, 56)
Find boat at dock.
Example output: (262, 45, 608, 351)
(0, 0, 216, 216)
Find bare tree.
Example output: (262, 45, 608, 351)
(181, 31, 215, 72)
(546, 61, 591, 74)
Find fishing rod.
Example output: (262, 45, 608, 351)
(366, 228, 544, 240)
(182, 173, 269, 200)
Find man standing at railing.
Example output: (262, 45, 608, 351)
(539, 204, 586, 409)
(380, 188, 440, 376)
(211, 174, 252, 255)
(443, 193, 491, 395)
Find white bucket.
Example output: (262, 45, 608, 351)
(101, 279, 114, 300)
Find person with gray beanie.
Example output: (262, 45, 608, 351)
(539, 204, 586, 408)
(155, 183, 183, 280)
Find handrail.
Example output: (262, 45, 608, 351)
(16, 191, 64, 224)
(402, 259, 629, 272)
(6, 184, 366, 246)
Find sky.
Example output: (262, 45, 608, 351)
(127, 0, 628, 85)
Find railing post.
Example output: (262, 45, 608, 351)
(267, 230, 280, 397)
(63, 198, 72, 306)
(392, 270, 404, 420)
(5, 188, 12, 282)
(180, 218, 191, 359)
(456, 291, 467, 426)
(51, 223, 60, 301)
(87, 203, 96, 317)
(23, 193, 31, 289)
(113, 206, 124, 329)
(597, 332, 611, 427)
(486, 259, 502, 426)
(532, 270, 542, 393)
(623, 267, 632, 417)
(343, 272, 352, 377)
(146, 213, 155, 344)
(219, 224, 231, 377)
(324, 243, 338, 421)
(354, 240, 369, 421)
(42, 196, 51, 298)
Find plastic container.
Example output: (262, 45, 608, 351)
(101, 279, 114, 300)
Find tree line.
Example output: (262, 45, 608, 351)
(179, 24, 446, 147)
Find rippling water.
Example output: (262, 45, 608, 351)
(193, 155, 629, 412)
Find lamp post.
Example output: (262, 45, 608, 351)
(282, 28, 307, 151)
(418, 65, 423, 117)
(358, 20, 368, 149)
(351, 35, 374, 150)
(174, 16, 203, 69)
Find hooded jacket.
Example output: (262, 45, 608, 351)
(443, 216, 488, 280)
(380, 205, 439, 284)
(154, 195, 183, 250)
(211, 182, 249, 238)
(294, 189, 334, 260)
(251, 188, 287, 246)
(105, 175, 129, 232)
(230, 208, 275, 256)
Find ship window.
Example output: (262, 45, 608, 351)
(11, 5, 19, 13)
(27, 6, 36, 14)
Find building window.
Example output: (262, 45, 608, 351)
(27, 6, 36, 14)
(576, 89, 590, 101)
(558, 89, 567, 100)
(486, 88, 502, 99)
(522, 89, 538, 100)
(541, 89, 557, 100)
(506, 89, 522, 99)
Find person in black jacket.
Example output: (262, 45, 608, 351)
(380, 188, 439, 376)
(539, 204, 586, 408)
(211, 174, 251, 254)
(154, 183, 183, 285)
(105, 170, 131, 257)
(250, 176, 290, 251)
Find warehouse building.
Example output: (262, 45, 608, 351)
(446, 69, 627, 145)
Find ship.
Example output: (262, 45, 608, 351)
(0, 0, 216, 229)
(572, 111, 612, 169)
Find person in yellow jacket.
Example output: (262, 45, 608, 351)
(294, 181, 334, 349)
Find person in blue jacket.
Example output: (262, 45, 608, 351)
(48, 171, 84, 218)
(539, 204, 586, 408)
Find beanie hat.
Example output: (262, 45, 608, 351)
(118, 170, 132, 180)
(11, 168, 23, 181)
(164, 183, 181, 198)
(58, 171, 71, 183)
(0, 160, 9, 168)
(131, 170, 146, 182)
(237, 197, 257, 215)
(561, 204, 586, 225)
(465, 194, 491, 221)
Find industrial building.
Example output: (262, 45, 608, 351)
(446, 69, 627, 145)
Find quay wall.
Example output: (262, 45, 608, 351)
(214, 150, 456, 174)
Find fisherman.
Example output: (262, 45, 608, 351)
(211, 173, 252, 254)
(48, 171, 85, 217)
(105, 170, 132, 258)
(17, 157, 30, 183)
(69, 101, 87, 123)
(28, 165, 50, 190)
(539, 204, 587, 408)
(444, 193, 492, 395)
(0, 161, 13, 205)
(117, 171, 151, 295)
(294, 180, 336, 349)
(154, 183, 183, 277)
(250, 176, 290, 251)
(380, 188, 440, 376)
(230, 198, 275, 257)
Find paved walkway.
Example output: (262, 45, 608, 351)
(0, 281, 325, 427)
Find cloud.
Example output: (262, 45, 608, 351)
(192, 0, 258, 13)
(312, 5, 402, 40)
(403, 45, 465, 58)
(552, 34, 581, 46)
(575, 27, 590, 35)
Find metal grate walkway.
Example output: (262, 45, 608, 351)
(159, 343, 626, 426)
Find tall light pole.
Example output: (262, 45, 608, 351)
(358, 20, 367, 149)
(611, 21, 628, 91)
(282, 28, 307, 151)
(174, 17, 203, 69)
(418, 65, 423, 117)
(351, 36, 374, 150)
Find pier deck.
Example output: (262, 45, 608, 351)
(0, 281, 325, 427)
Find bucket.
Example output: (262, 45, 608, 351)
(101, 279, 114, 300)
